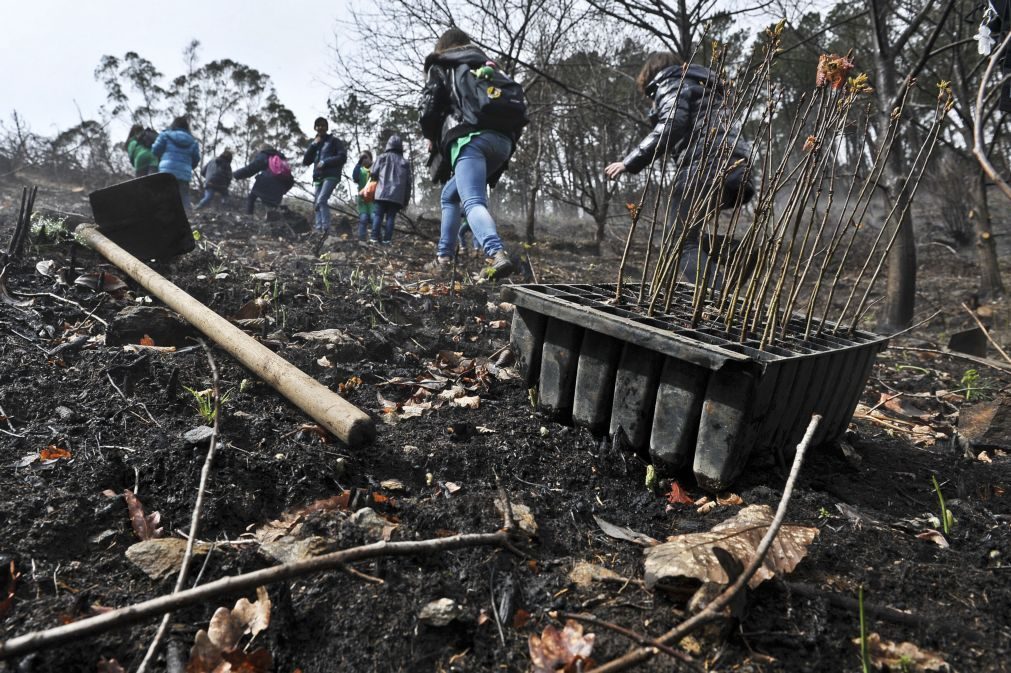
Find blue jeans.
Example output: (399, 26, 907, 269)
(357, 207, 374, 241)
(195, 187, 227, 209)
(372, 201, 401, 243)
(438, 131, 512, 258)
(177, 180, 192, 212)
(313, 179, 339, 232)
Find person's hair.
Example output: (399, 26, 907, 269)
(360, 150, 373, 160)
(435, 27, 471, 53)
(636, 52, 684, 95)
(220, 149, 233, 161)
(314, 117, 328, 128)
(126, 123, 143, 143)
(169, 115, 190, 131)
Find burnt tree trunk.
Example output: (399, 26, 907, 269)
(974, 169, 1005, 299)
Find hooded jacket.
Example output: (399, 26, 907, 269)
(370, 135, 412, 207)
(621, 64, 752, 178)
(151, 129, 201, 182)
(126, 138, 158, 175)
(233, 148, 294, 206)
(419, 45, 515, 186)
(302, 133, 347, 181)
(203, 155, 232, 191)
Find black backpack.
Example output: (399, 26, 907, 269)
(137, 128, 158, 148)
(450, 63, 528, 135)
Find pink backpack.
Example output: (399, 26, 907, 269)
(267, 154, 291, 177)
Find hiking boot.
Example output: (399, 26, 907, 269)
(483, 250, 514, 280)
(424, 256, 453, 273)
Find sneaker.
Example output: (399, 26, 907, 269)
(424, 256, 453, 272)
(484, 250, 514, 280)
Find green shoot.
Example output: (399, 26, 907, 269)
(645, 464, 658, 491)
(961, 368, 980, 401)
(818, 506, 832, 519)
(184, 386, 233, 425)
(931, 474, 953, 535)
(859, 585, 870, 673)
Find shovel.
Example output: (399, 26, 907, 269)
(78, 173, 375, 447)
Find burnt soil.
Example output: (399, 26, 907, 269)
(1, 178, 1010, 672)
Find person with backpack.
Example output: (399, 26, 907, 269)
(125, 124, 158, 177)
(367, 134, 412, 244)
(351, 150, 375, 242)
(604, 51, 754, 285)
(419, 27, 527, 279)
(232, 146, 296, 215)
(302, 117, 348, 234)
(196, 149, 233, 210)
(151, 116, 201, 211)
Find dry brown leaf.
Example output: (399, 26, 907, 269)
(717, 493, 744, 506)
(39, 445, 72, 461)
(187, 587, 272, 672)
(139, 334, 155, 346)
(643, 504, 818, 592)
(666, 481, 693, 505)
(451, 395, 480, 409)
(123, 489, 163, 541)
(878, 393, 933, 421)
(528, 620, 595, 673)
(593, 515, 659, 547)
(915, 529, 950, 548)
(495, 497, 538, 536)
(568, 561, 624, 588)
(853, 633, 949, 672)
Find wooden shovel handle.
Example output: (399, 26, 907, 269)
(77, 224, 376, 447)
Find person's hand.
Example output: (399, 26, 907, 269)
(604, 162, 626, 179)
(427, 139, 433, 152)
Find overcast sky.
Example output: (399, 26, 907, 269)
(1, 0, 351, 138)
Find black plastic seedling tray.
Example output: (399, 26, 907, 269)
(502, 282, 888, 490)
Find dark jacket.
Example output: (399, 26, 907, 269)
(202, 155, 233, 191)
(302, 133, 347, 181)
(233, 149, 294, 206)
(371, 135, 412, 207)
(622, 64, 752, 174)
(151, 129, 200, 182)
(419, 45, 516, 186)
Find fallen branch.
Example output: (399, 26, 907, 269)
(136, 341, 222, 673)
(588, 415, 821, 673)
(972, 30, 1011, 202)
(888, 346, 1011, 375)
(0, 511, 522, 659)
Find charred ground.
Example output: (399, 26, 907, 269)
(1, 178, 1009, 672)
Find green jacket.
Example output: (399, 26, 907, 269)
(353, 163, 374, 213)
(127, 138, 158, 175)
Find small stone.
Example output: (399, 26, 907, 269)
(539, 426, 549, 437)
(348, 507, 393, 540)
(418, 598, 464, 627)
(126, 538, 209, 579)
(55, 406, 75, 421)
(89, 529, 117, 545)
(182, 426, 215, 446)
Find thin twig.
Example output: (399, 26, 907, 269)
(135, 341, 222, 673)
(557, 612, 701, 671)
(589, 415, 821, 673)
(0, 519, 522, 658)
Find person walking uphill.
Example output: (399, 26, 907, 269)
(125, 124, 158, 177)
(352, 151, 375, 242)
(604, 52, 754, 283)
(367, 134, 412, 244)
(232, 146, 296, 215)
(151, 116, 201, 211)
(419, 27, 527, 279)
(303, 117, 347, 234)
(196, 149, 233, 210)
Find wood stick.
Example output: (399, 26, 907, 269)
(0, 525, 518, 660)
(960, 302, 1011, 365)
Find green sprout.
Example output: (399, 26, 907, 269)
(930, 474, 953, 535)
(317, 254, 334, 294)
(183, 386, 233, 425)
(961, 368, 981, 401)
(645, 464, 658, 491)
(818, 506, 832, 519)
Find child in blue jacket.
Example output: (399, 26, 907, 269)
(151, 116, 201, 211)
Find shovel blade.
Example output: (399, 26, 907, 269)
(89, 172, 195, 260)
